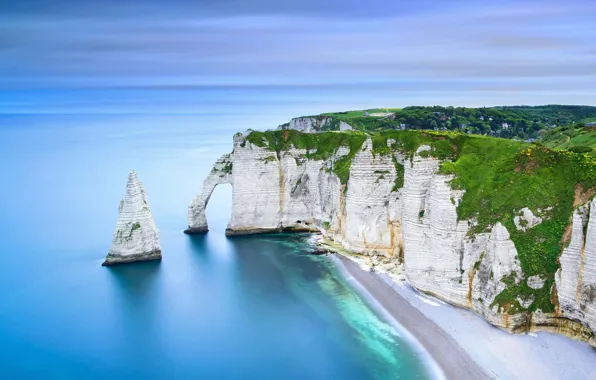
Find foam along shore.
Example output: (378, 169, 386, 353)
(332, 253, 596, 380)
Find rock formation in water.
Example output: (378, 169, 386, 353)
(104, 171, 161, 266)
(186, 125, 596, 346)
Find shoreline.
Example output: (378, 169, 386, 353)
(331, 252, 596, 380)
(332, 254, 488, 380)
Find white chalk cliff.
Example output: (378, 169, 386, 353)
(278, 117, 333, 133)
(556, 200, 596, 340)
(104, 171, 161, 266)
(187, 132, 596, 346)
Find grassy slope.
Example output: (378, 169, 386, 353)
(322, 108, 402, 118)
(542, 125, 596, 152)
(245, 128, 596, 314)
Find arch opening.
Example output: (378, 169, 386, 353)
(205, 183, 232, 233)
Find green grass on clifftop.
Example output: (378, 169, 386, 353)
(245, 129, 367, 184)
(542, 124, 596, 155)
(310, 105, 596, 140)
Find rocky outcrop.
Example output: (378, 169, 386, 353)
(186, 131, 596, 345)
(527, 275, 546, 289)
(513, 207, 542, 232)
(104, 171, 161, 266)
(339, 121, 353, 131)
(277, 116, 351, 133)
(279, 117, 332, 133)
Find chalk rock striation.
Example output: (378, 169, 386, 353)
(104, 171, 161, 266)
(187, 129, 596, 345)
(556, 200, 596, 340)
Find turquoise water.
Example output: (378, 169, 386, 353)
(0, 95, 432, 379)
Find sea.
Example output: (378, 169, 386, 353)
(0, 87, 433, 379)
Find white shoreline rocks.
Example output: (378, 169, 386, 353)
(103, 171, 161, 266)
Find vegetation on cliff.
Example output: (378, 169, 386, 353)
(245, 127, 596, 314)
(245, 129, 367, 184)
(542, 123, 596, 154)
(444, 137, 596, 313)
(313, 105, 596, 140)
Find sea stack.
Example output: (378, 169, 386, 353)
(103, 171, 161, 266)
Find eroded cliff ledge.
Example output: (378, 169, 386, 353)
(104, 171, 161, 266)
(186, 127, 596, 346)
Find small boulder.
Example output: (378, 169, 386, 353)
(527, 275, 546, 290)
(513, 207, 543, 232)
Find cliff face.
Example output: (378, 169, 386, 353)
(277, 117, 333, 133)
(187, 130, 596, 345)
(104, 171, 161, 266)
(277, 116, 354, 133)
(556, 200, 596, 340)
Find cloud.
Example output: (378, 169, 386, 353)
(0, 0, 472, 20)
(1, 0, 595, 106)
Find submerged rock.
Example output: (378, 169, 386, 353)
(309, 247, 329, 255)
(103, 171, 161, 266)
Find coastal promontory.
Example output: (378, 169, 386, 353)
(103, 171, 161, 266)
(186, 112, 596, 347)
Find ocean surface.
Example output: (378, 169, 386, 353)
(0, 88, 432, 379)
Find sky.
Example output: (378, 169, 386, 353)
(2, 0, 596, 109)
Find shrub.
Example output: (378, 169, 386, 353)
(568, 146, 593, 153)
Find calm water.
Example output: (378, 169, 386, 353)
(0, 89, 432, 379)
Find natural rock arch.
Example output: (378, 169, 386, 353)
(184, 154, 232, 234)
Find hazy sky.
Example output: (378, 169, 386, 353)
(2, 0, 596, 107)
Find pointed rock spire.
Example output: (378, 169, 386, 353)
(103, 171, 161, 266)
